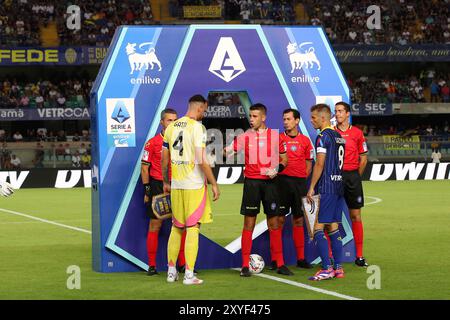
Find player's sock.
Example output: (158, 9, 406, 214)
(178, 230, 187, 267)
(269, 229, 276, 264)
(324, 230, 333, 258)
(167, 226, 183, 267)
(293, 226, 305, 260)
(270, 228, 284, 267)
(147, 231, 159, 267)
(185, 227, 200, 271)
(328, 229, 343, 269)
(352, 221, 364, 258)
(241, 229, 253, 268)
(314, 230, 331, 269)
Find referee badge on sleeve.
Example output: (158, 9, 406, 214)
(301, 195, 320, 240)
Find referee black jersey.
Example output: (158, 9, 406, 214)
(314, 127, 345, 195)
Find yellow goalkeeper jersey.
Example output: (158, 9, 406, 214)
(162, 116, 206, 190)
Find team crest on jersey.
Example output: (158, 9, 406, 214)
(290, 145, 298, 152)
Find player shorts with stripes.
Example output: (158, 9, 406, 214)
(240, 178, 281, 216)
(276, 175, 307, 217)
(170, 185, 213, 228)
(318, 193, 346, 224)
(343, 170, 364, 209)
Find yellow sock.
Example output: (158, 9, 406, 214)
(167, 226, 183, 267)
(185, 227, 200, 271)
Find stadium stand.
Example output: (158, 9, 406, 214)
(1, 1, 449, 46)
(0, 0, 448, 168)
(349, 72, 450, 103)
(0, 77, 92, 109)
(303, 0, 450, 44)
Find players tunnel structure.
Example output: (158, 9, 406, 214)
(91, 25, 353, 272)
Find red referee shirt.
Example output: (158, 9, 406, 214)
(335, 125, 368, 171)
(279, 132, 313, 178)
(141, 133, 164, 181)
(234, 128, 287, 180)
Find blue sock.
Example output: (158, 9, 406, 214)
(314, 230, 331, 269)
(329, 229, 343, 269)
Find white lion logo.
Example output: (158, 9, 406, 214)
(287, 42, 321, 73)
(126, 42, 162, 74)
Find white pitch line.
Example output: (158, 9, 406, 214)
(232, 268, 361, 300)
(0, 208, 91, 234)
(365, 196, 382, 205)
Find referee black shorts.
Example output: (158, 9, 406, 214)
(145, 179, 164, 219)
(276, 175, 308, 217)
(342, 170, 364, 209)
(240, 178, 281, 217)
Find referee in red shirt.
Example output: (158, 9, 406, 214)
(225, 103, 292, 277)
(276, 108, 314, 269)
(141, 108, 188, 275)
(334, 102, 369, 267)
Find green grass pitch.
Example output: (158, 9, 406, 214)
(0, 180, 449, 300)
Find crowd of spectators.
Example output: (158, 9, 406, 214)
(57, 0, 154, 46)
(355, 121, 450, 138)
(0, 0, 44, 46)
(173, 1, 296, 23)
(0, 140, 91, 169)
(0, 128, 90, 143)
(1, 0, 450, 46)
(349, 70, 450, 103)
(0, 77, 92, 109)
(0, 0, 154, 47)
(304, 0, 450, 44)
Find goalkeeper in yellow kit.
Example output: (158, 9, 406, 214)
(161, 94, 220, 285)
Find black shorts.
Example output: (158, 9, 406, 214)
(276, 175, 307, 217)
(241, 178, 281, 216)
(343, 170, 364, 209)
(145, 179, 164, 219)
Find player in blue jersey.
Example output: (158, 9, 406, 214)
(306, 103, 346, 281)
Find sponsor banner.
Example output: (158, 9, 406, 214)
(351, 103, 392, 116)
(383, 135, 420, 150)
(204, 105, 246, 118)
(0, 47, 83, 65)
(2, 44, 448, 65)
(183, 5, 222, 18)
(334, 44, 450, 63)
(106, 98, 136, 148)
(84, 46, 109, 64)
(0, 108, 90, 121)
(363, 162, 450, 181)
(0, 169, 91, 189)
(2, 162, 448, 189)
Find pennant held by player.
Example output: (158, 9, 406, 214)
(301, 195, 320, 240)
(151, 193, 172, 220)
